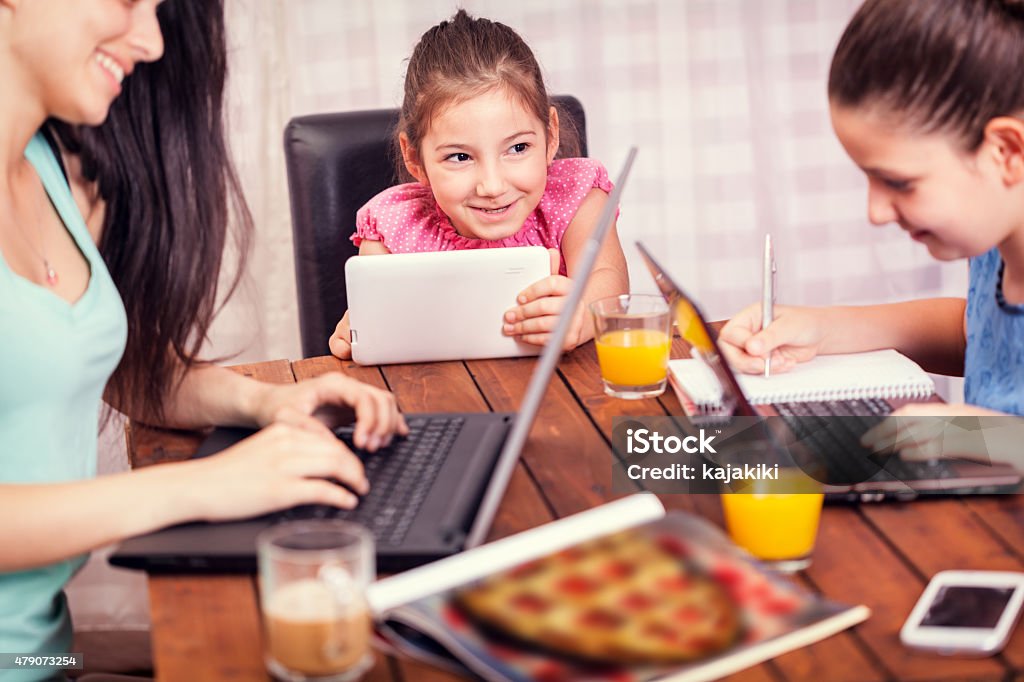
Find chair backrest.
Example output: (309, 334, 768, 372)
(283, 95, 588, 358)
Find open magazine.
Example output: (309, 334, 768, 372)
(367, 495, 869, 682)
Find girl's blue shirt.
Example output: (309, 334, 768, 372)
(965, 248, 1024, 415)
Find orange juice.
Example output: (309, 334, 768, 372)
(721, 491, 824, 561)
(595, 328, 671, 386)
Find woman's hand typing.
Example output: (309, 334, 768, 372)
(176, 422, 372, 521)
(248, 371, 407, 451)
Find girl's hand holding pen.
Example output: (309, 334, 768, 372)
(719, 303, 828, 375)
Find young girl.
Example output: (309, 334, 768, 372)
(720, 0, 1024, 438)
(329, 10, 629, 359)
(1, 0, 403, 672)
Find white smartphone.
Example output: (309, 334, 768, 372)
(900, 570, 1024, 656)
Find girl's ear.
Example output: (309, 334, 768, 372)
(546, 106, 561, 163)
(983, 117, 1024, 186)
(399, 132, 429, 185)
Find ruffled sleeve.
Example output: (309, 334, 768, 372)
(351, 183, 441, 251)
(532, 157, 615, 248)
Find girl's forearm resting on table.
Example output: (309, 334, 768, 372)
(0, 462, 203, 571)
(819, 298, 966, 376)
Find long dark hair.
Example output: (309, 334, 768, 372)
(395, 9, 581, 182)
(51, 0, 252, 423)
(829, 0, 1024, 150)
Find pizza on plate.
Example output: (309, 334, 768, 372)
(456, 530, 741, 664)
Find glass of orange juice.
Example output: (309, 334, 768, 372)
(590, 294, 671, 399)
(720, 469, 824, 572)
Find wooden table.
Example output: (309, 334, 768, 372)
(127, 341, 1024, 681)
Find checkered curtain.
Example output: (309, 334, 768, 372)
(216, 0, 966, 364)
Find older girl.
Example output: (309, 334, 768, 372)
(721, 0, 1024, 425)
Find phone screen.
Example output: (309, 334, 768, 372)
(920, 586, 1015, 629)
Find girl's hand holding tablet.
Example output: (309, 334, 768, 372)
(503, 248, 588, 351)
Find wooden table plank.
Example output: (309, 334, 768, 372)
(148, 575, 266, 681)
(133, 360, 297, 682)
(962, 496, 1024, 560)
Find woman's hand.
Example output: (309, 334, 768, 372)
(248, 372, 407, 451)
(718, 303, 829, 375)
(503, 250, 587, 350)
(329, 311, 353, 360)
(178, 422, 371, 521)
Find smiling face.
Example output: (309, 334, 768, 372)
(829, 103, 1024, 261)
(5, 0, 165, 126)
(401, 87, 560, 241)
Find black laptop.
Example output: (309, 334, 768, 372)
(636, 241, 1022, 502)
(109, 148, 638, 574)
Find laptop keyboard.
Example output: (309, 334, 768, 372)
(274, 416, 464, 546)
(772, 398, 957, 484)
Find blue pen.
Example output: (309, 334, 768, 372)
(762, 234, 776, 377)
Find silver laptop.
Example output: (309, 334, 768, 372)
(636, 241, 1022, 502)
(110, 148, 637, 573)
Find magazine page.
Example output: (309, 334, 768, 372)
(377, 511, 869, 682)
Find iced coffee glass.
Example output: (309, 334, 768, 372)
(258, 520, 374, 681)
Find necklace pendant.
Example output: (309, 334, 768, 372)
(44, 262, 58, 286)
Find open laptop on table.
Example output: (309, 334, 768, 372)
(636, 241, 1022, 502)
(110, 148, 637, 574)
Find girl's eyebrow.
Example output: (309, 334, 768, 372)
(863, 166, 915, 181)
(435, 142, 472, 152)
(502, 130, 537, 144)
(434, 131, 537, 153)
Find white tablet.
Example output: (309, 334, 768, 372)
(345, 246, 552, 365)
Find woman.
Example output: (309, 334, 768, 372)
(0, 0, 405, 674)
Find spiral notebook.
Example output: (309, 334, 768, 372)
(669, 349, 935, 409)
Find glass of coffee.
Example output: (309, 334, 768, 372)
(258, 520, 374, 682)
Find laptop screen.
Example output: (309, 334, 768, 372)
(635, 241, 758, 418)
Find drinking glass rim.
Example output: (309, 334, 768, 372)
(590, 293, 670, 317)
(258, 519, 373, 563)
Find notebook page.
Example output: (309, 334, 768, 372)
(670, 349, 934, 406)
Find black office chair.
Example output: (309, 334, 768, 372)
(283, 95, 588, 358)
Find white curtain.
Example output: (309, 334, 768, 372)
(213, 0, 966, 365)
